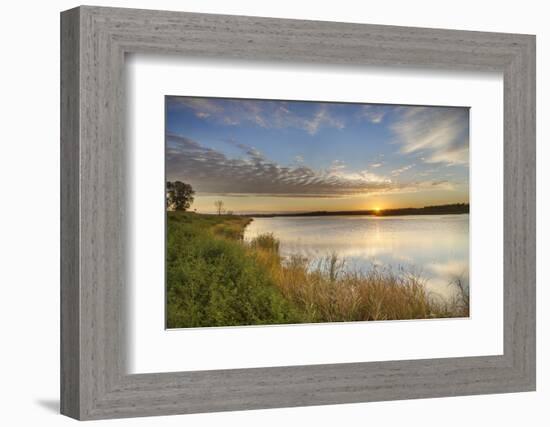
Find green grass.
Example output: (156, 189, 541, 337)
(166, 212, 302, 328)
(166, 212, 468, 329)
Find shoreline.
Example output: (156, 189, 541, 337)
(247, 212, 469, 219)
(191, 203, 469, 218)
(245, 203, 469, 218)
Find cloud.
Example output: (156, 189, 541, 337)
(167, 97, 345, 135)
(391, 107, 469, 165)
(170, 98, 224, 119)
(223, 138, 265, 161)
(167, 134, 396, 197)
(391, 164, 415, 176)
(359, 105, 386, 124)
(167, 134, 453, 198)
(370, 162, 383, 168)
(328, 160, 347, 173)
(303, 105, 345, 135)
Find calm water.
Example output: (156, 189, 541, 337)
(244, 214, 469, 300)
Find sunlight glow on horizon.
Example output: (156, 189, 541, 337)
(189, 192, 469, 215)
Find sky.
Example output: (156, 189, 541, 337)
(166, 96, 469, 214)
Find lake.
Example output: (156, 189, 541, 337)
(244, 214, 469, 301)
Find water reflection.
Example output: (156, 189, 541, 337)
(244, 214, 469, 301)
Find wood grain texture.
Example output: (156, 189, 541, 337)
(60, 7, 80, 419)
(60, 5, 536, 420)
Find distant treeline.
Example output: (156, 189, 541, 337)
(250, 203, 469, 218)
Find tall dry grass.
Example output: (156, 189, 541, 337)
(248, 233, 469, 322)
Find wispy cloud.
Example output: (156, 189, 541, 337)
(328, 160, 347, 173)
(168, 97, 345, 135)
(391, 107, 469, 165)
(359, 105, 386, 124)
(303, 105, 345, 135)
(172, 98, 223, 118)
(391, 164, 415, 176)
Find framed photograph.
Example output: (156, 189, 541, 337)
(61, 6, 535, 420)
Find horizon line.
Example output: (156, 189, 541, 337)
(185, 203, 469, 217)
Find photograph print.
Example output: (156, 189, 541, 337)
(165, 96, 470, 329)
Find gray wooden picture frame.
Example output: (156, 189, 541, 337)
(60, 5, 536, 420)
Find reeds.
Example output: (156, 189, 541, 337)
(248, 234, 469, 322)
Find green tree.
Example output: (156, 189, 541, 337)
(166, 181, 195, 211)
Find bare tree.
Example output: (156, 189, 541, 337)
(214, 200, 225, 215)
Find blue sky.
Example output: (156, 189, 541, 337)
(166, 96, 469, 214)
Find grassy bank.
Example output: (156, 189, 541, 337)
(166, 212, 468, 328)
(166, 212, 301, 328)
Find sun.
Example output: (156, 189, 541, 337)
(373, 206, 382, 213)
